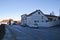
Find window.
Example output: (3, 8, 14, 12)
(48, 18, 53, 21)
(34, 20, 36, 23)
(22, 17, 26, 20)
(38, 12, 40, 14)
(34, 20, 39, 23)
(54, 19, 56, 21)
(46, 20, 49, 22)
(41, 20, 44, 22)
(24, 18, 26, 20)
(34, 20, 38, 27)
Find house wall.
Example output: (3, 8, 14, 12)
(21, 14, 27, 25)
(26, 11, 48, 27)
(27, 19, 60, 27)
(26, 12, 60, 27)
(38, 20, 60, 27)
(21, 10, 60, 27)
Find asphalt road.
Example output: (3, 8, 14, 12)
(2, 25, 60, 40)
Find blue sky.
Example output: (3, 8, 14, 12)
(0, 0, 60, 20)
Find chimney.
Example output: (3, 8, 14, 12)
(50, 11, 54, 16)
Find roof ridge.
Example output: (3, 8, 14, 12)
(27, 10, 43, 16)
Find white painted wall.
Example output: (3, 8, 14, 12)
(26, 11, 48, 27)
(21, 14, 27, 25)
(21, 10, 60, 27)
(38, 20, 60, 27)
(27, 20, 60, 27)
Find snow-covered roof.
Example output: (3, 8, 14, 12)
(26, 10, 44, 17)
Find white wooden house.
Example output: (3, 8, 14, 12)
(21, 10, 60, 27)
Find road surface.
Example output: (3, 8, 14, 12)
(2, 25, 60, 40)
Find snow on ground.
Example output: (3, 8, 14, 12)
(2, 25, 60, 40)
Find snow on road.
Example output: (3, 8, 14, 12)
(2, 25, 60, 40)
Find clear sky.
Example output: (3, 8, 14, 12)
(0, 0, 60, 20)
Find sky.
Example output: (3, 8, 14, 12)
(0, 0, 60, 20)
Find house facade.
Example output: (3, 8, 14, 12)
(21, 10, 60, 27)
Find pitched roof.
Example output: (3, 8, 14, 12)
(27, 10, 44, 16)
(1, 19, 9, 23)
(25, 10, 60, 18)
(45, 14, 58, 17)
